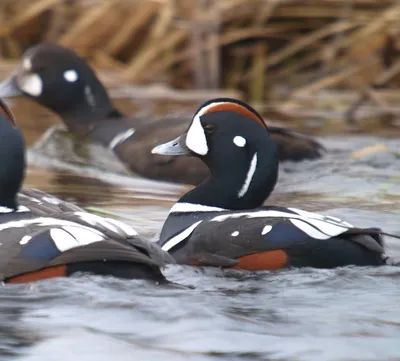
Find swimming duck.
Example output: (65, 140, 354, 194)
(152, 98, 389, 269)
(0, 98, 173, 283)
(0, 43, 324, 185)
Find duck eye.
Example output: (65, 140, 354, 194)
(204, 123, 215, 134)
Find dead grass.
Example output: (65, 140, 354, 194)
(1, 0, 400, 130)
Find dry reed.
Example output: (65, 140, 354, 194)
(0, 0, 400, 130)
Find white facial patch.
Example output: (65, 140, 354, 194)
(186, 114, 208, 155)
(238, 153, 258, 198)
(231, 231, 239, 237)
(18, 73, 43, 97)
(233, 136, 246, 147)
(185, 101, 227, 155)
(63, 69, 78, 82)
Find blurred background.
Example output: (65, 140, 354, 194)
(2, 3, 400, 361)
(1, 0, 400, 135)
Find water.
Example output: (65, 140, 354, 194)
(2, 95, 400, 361)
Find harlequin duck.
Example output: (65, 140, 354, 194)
(152, 98, 391, 270)
(0, 43, 324, 185)
(0, 97, 174, 284)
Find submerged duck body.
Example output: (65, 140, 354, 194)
(153, 98, 388, 269)
(0, 99, 173, 284)
(0, 43, 324, 185)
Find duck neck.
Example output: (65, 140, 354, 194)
(0, 128, 25, 211)
(179, 142, 278, 210)
(60, 90, 123, 136)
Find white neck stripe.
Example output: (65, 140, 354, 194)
(108, 128, 135, 150)
(238, 153, 258, 198)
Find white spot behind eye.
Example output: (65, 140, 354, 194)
(18, 74, 42, 97)
(186, 114, 208, 155)
(63, 69, 78, 82)
(22, 58, 32, 71)
(231, 231, 239, 237)
(233, 136, 246, 147)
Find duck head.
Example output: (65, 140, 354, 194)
(0, 98, 25, 210)
(0, 44, 119, 132)
(152, 98, 279, 209)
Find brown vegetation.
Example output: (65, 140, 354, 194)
(0, 0, 400, 131)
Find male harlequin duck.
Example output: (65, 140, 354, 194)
(0, 43, 324, 185)
(152, 98, 391, 270)
(0, 98, 173, 284)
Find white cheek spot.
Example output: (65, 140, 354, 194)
(231, 231, 239, 237)
(63, 69, 78, 82)
(186, 114, 208, 155)
(233, 136, 246, 147)
(22, 58, 32, 71)
(18, 74, 42, 97)
(261, 225, 272, 235)
(20, 235, 32, 245)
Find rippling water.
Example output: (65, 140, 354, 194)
(2, 95, 400, 361)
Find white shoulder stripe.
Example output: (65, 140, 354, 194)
(170, 203, 226, 213)
(162, 221, 202, 252)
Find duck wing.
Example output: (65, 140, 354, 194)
(167, 207, 385, 269)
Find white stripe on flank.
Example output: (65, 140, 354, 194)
(170, 203, 226, 213)
(238, 153, 258, 198)
(162, 221, 202, 252)
(108, 128, 135, 150)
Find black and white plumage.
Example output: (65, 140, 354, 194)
(0, 43, 324, 186)
(0, 99, 174, 284)
(152, 98, 390, 270)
